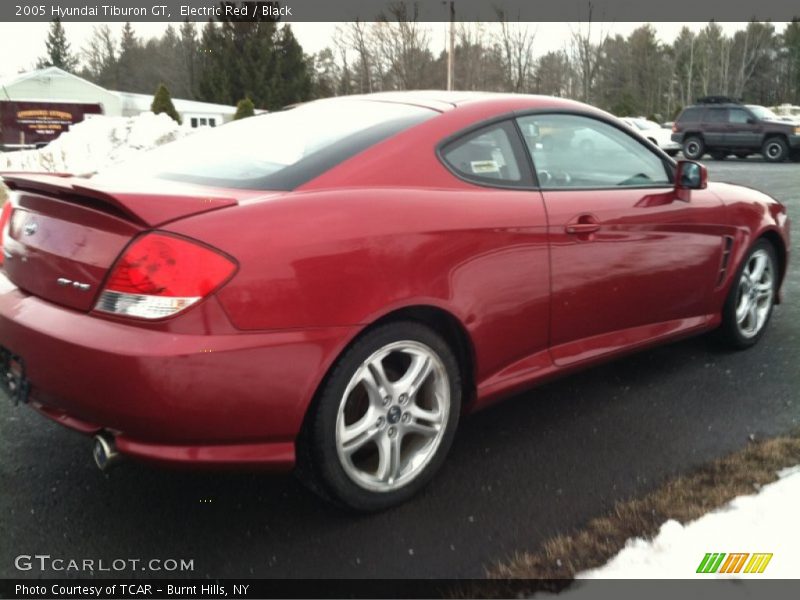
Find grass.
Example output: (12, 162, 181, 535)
(455, 433, 800, 597)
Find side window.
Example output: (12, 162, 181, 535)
(441, 121, 525, 186)
(705, 108, 728, 123)
(728, 109, 750, 124)
(516, 114, 671, 189)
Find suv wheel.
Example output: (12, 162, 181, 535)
(762, 137, 788, 163)
(682, 136, 704, 160)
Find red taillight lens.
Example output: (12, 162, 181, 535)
(96, 232, 236, 319)
(0, 202, 12, 267)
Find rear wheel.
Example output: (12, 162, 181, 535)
(717, 240, 778, 349)
(762, 137, 788, 162)
(682, 136, 704, 160)
(300, 321, 461, 511)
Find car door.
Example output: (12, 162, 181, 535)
(702, 107, 728, 146)
(726, 107, 761, 149)
(516, 113, 728, 365)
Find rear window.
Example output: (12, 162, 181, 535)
(94, 100, 436, 190)
(677, 107, 704, 123)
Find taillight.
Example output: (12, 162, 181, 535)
(0, 202, 12, 267)
(95, 232, 236, 319)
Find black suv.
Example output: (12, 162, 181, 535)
(672, 97, 800, 162)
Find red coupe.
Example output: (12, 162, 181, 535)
(0, 92, 790, 510)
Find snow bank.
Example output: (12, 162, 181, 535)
(0, 112, 194, 175)
(532, 465, 800, 598)
(576, 465, 800, 580)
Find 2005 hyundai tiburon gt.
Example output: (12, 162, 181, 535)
(0, 92, 790, 510)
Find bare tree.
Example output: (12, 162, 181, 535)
(732, 22, 776, 98)
(569, 3, 610, 103)
(372, 2, 435, 90)
(339, 20, 375, 93)
(494, 10, 536, 92)
(81, 25, 118, 88)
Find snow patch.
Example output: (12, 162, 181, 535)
(0, 112, 194, 175)
(577, 466, 800, 580)
(531, 466, 800, 597)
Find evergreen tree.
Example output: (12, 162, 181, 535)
(234, 97, 255, 119)
(116, 22, 141, 92)
(37, 19, 79, 72)
(197, 20, 312, 110)
(151, 83, 182, 124)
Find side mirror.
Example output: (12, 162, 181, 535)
(676, 160, 707, 192)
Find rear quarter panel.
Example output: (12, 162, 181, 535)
(166, 186, 550, 385)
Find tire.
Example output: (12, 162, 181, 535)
(716, 240, 778, 349)
(762, 137, 788, 163)
(299, 321, 462, 511)
(682, 136, 704, 160)
(710, 151, 727, 161)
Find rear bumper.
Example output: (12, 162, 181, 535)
(0, 271, 357, 469)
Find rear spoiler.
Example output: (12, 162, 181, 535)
(1, 173, 237, 227)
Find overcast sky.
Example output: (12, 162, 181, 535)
(0, 21, 784, 80)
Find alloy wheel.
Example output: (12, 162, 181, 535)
(335, 341, 450, 492)
(734, 249, 774, 339)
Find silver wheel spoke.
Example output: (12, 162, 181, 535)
(755, 283, 772, 301)
(339, 411, 379, 455)
(747, 302, 758, 331)
(405, 421, 440, 438)
(359, 368, 387, 408)
(749, 253, 767, 283)
(396, 353, 433, 398)
(736, 298, 751, 324)
(408, 402, 443, 426)
(367, 356, 393, 398)
(376, 433, 402, 483)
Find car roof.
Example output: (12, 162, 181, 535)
(317, 90, 593, 114)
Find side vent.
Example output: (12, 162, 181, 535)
(716, 236, 734, 287)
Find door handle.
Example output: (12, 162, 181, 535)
(565, 215, 601, 234)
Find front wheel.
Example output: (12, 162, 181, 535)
(717, 240, 778, 349)
(762, 137, 788, 162)
(301, 321, 461, 511)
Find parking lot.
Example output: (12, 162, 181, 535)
(1, 158, 798, 580)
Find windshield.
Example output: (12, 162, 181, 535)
(94, 99, 436, 190)
(747, 105, 778, 120)
(632, 119, 660, 130)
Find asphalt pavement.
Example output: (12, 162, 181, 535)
(1, 158, 798, 579)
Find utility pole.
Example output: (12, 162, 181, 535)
(446, 0, 455, 90)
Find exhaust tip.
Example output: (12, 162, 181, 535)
(92, 434, 120, 471)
